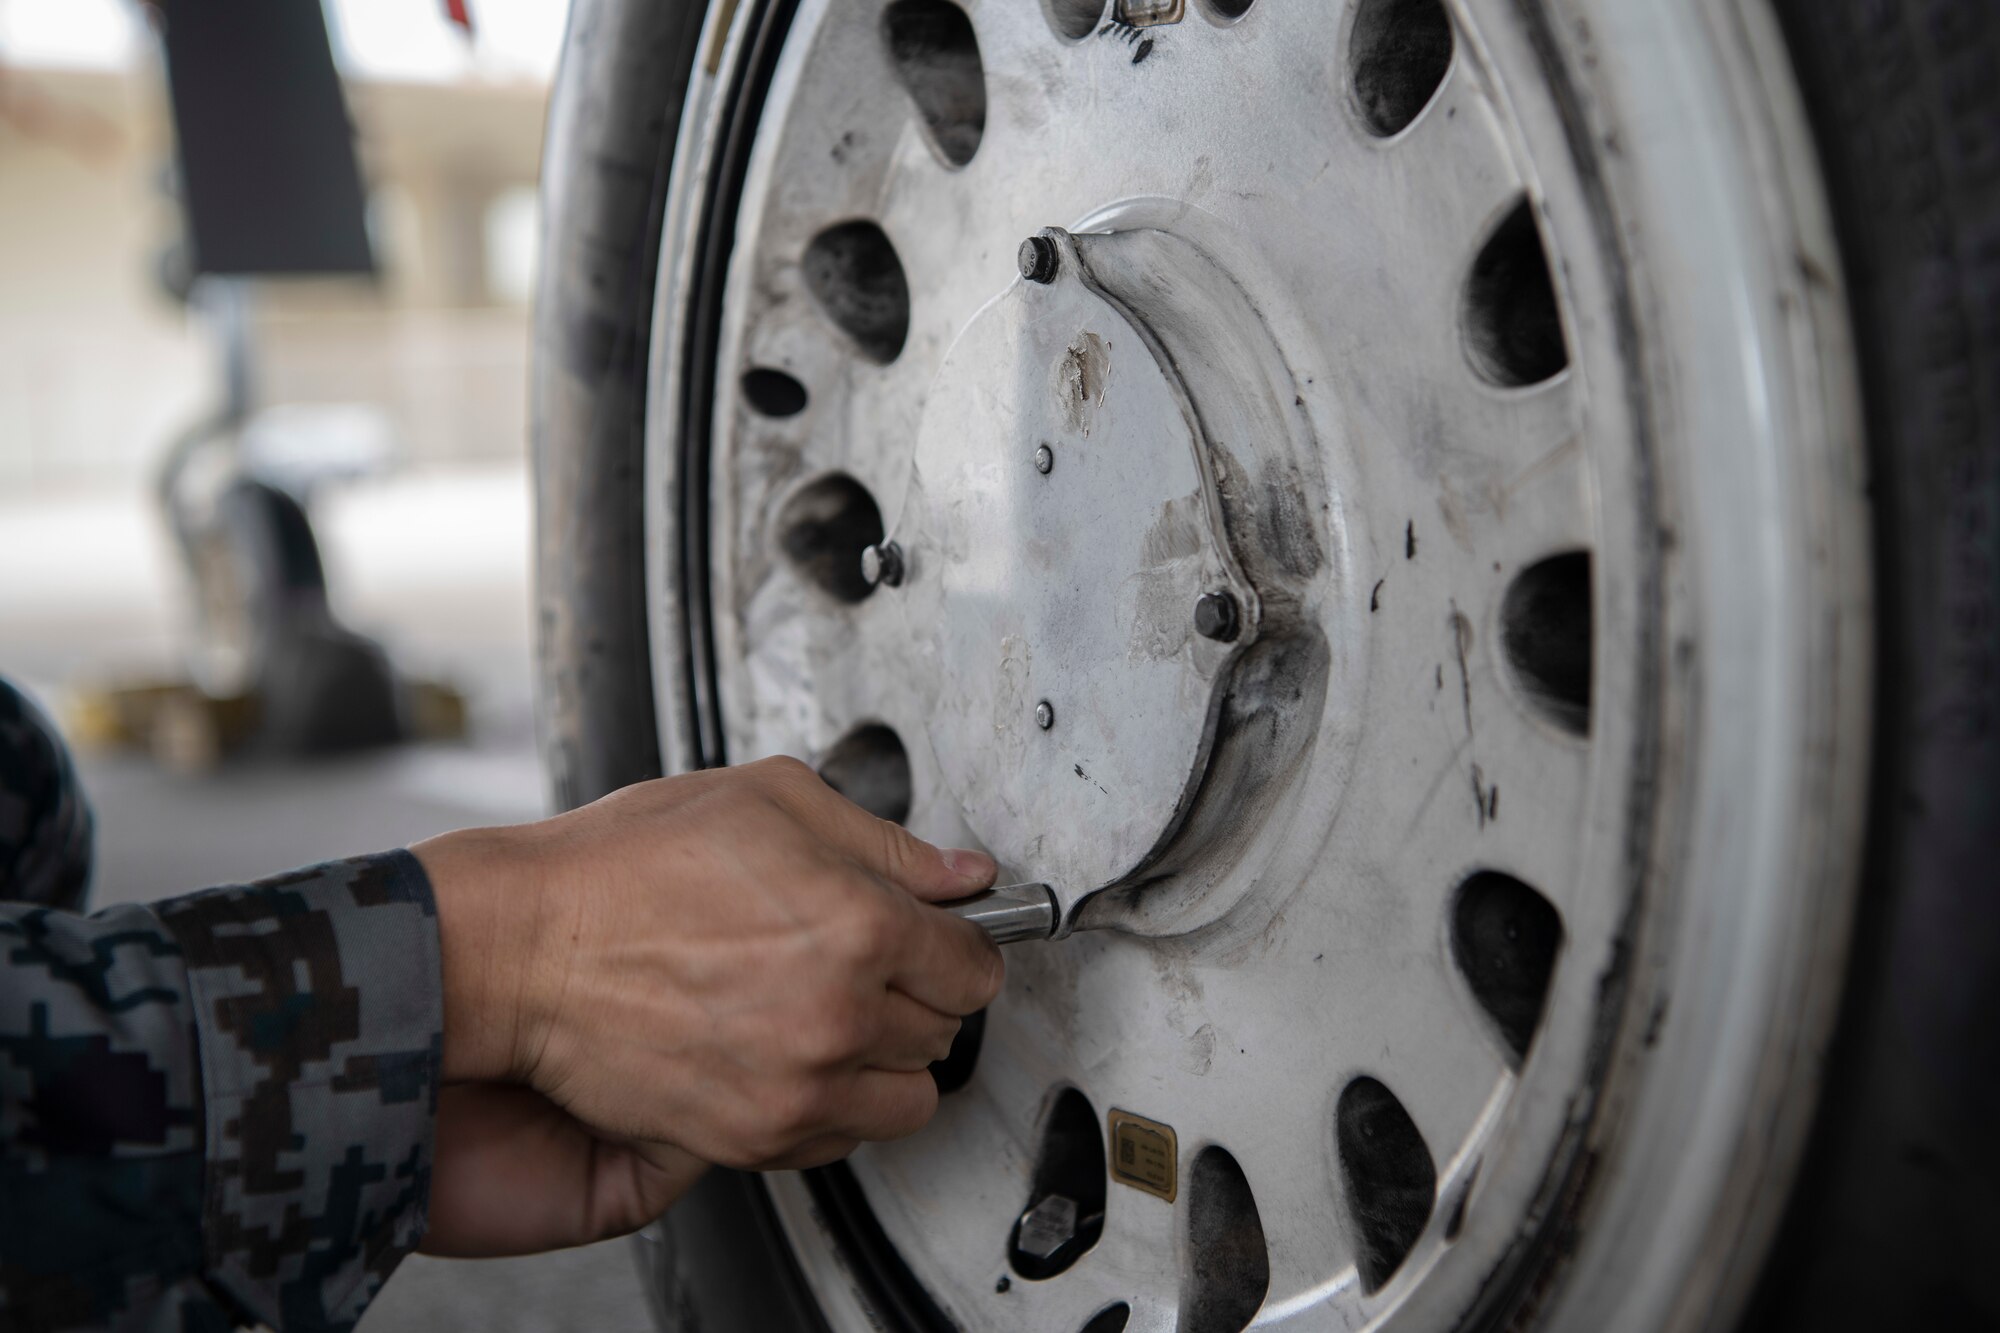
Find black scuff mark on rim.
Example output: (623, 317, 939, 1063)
(1448, 1, 1664, 1329)
(804, 1163, 959, 1331)
(1450, 602, 1476, 736)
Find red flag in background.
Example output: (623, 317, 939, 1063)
(442, 0, 473, 35)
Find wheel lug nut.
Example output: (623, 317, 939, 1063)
(861, 540, 905, 589)
(1033, 443, 1054, 475)
(1018, 234, 1060, 285)
(1034, 700, 1055, 731)
(1015, 1194, 1078, 1260)
(1194, 590, 1241, 642)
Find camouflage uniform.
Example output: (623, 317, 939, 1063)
(0, 682, 442, 1332)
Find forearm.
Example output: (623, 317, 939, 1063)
(1, 852, 442, 1333)
(157, 851, 442, 1327)
(410, 822, 563, 1087)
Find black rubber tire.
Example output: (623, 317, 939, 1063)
(530, 0, 2000, 1329)
(530, 0, 683, 810)
(1748, 4, 2000, 1331)
(530, 2, 828, 1329)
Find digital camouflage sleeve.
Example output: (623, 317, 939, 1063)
(1, 682, 444, 1333)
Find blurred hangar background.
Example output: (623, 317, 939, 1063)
(0, 0, 651, 1324)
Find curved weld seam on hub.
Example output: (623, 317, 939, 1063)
(1062, 229, 1262, 632)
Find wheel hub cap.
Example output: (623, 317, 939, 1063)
(902, 229, 1253, 906)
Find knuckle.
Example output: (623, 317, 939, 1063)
(742, 1131, 791, 1169)
(770, 1078, 831, 1141)
(719, 1126, 778, 1170)
(727, 781, 786, 822)
(836, 897, 901, 963)
(978, 946, 1007, 1001)
(872, 818, 914, 873)
(893, 1078, 940, 1137)
(750, 754, 819, 797)
(800, 997, 867, 1063)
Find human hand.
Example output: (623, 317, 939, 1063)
(420, 1083, 707, 1258)
(414, 757, 1004, 1170)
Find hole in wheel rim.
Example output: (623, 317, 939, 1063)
(929, 1007, 984, 1095)
(741, 366, 809, 418)
(1451, 871, 1564, 1065)
(803, 220, 911, 364)
(1043, 0, 1106, 41)
(1336, 1078, 1436, 1294)
(1080, 1303, 1132, 1333)
(777, 473, 885, 604)
(1009, 1088, 1108, 1280)
(883, 0, 986, 168)
(816, 723, 913, 822)
(1462, 199, 1569, 387)
(1350, 0, 1454, 137)
(1180, 1146, 1269, 1332)
(1501, 551, 1592, 734)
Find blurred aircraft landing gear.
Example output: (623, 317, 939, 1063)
(70, 284, 466, 772)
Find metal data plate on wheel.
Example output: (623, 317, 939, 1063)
(897, 230, 1250, 912)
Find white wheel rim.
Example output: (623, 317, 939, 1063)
(642, 2, 1873, 1330)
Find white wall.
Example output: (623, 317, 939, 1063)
(0, 68, 210, 486)
(0, 61, 550, 490)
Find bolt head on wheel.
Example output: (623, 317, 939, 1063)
(859, 540, 903, 589)
(1017, 234, 1060, 284)
(1015, 1195, 1079, 1260)
(1194, 591, 1241, 642)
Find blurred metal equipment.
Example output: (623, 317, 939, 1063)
(157, 0, 374, 277)
(142, 0, 414, 760)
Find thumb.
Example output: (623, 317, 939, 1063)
(849, 815, 997, 904)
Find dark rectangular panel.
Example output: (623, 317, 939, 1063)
(160, 0, 375, 276)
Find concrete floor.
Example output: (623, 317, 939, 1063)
(3, 467, 659, 1331)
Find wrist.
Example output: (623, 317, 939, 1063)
(413, 823, 550, 1085)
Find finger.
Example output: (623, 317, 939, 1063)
(885, 899, 1005, 1017)
(757, 757, 995, 900)
(624, 1138, 710, 1178)
(864, 992, 963, 1073)
(831, 1068, 942, 1142)
(592, 1140, 710, 1238)
(430, 1093, 705, 1248)
(761, 1135, 859, 1171)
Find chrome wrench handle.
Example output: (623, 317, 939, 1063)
(940, 882, 1059, 945)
